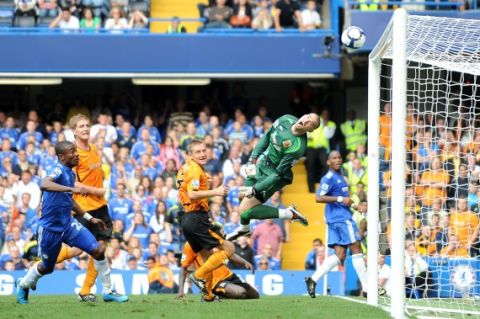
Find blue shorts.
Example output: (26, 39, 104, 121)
(327, 219, 361, 248)
(38, 217, 99, 271)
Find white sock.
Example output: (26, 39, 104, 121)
(351, 253, 367, 293)
(278, 208, 293, 220)
(93, 258, 112, 294)
(311, 255, 341, 283)
(20, 263, 42, 289)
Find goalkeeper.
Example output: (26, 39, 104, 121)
(228, 113, 320, 240)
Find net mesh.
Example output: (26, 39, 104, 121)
(377, 15, 480, 318)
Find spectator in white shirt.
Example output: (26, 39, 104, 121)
(13, 171, 41, 210)
(378, 254, 391, 296)
(49, 7, 80, 29)
(108, 238, 129, 270)
(301, 0, 321, 30)
(404, 242, 430, 298)
(105, 6, 128, 30)
(14, 0, 38, 20)
(90, 112, 118, 145)
(252, 0, 273, 30)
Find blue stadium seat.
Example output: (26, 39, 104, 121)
(37, 16, 55, 27)
(13, 15, 35, 27)
(0, 0, 13, 26)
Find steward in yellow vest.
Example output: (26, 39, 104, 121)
(167, 17, 187, 33)
(305, 110, 336, 193)
(340, 110, 367, 152)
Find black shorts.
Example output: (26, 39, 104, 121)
(76, 205, 113, 241)
(181, 211, 223, 253)
(213, 273, 249, 297)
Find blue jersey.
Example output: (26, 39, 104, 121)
(318, 170, 352, 224)
(108, 197, 133, 223)
(40, 164, 76, 232)
(226, 187, 240, 208)
(131, 224, 153, 248)
(17, 131, 43, 150)
(0, 127, 19, 144)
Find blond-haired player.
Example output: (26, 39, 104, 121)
(55, 114, 128, 303)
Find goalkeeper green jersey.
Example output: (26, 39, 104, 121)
(250, 114, 306, 179)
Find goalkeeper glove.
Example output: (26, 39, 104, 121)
(239, 186, 256, 198)
(241, 163, 257, 177)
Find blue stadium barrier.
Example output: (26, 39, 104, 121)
(0, 31, 340, 74)
(0, 270, 345, 296)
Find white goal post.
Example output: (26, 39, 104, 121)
(368, 9, 480, 319)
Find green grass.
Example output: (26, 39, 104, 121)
(2, 295, 390, 319)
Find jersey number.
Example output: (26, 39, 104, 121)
(71, 219, 83, 232)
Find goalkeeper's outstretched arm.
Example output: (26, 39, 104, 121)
(249, 127, 272, 162)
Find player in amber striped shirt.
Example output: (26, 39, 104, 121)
(55, 114, 128, 303)
(177, 238, 258, 300)
(177, 139, 234, 301)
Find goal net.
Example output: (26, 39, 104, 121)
(368, 10, 480, 319)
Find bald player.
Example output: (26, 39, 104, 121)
(228, 113, 321, 240)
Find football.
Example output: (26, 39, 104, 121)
(341, 26, 366, 50)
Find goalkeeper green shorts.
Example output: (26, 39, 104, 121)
(245, 160, 291, 203)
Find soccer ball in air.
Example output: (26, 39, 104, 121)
(341, 26, 366, 50)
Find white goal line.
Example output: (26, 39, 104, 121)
(405, 305, 480, 317)
(335, 296, 480, 317)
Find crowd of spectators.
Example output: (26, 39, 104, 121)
(380, 101, 480, 259)
(199, 0, 322, 31)
(0, 92, 298, 287)
(6, 0, 476, 31)
(301, 98, 480, 297)
(7, 0, 325, 31)
(10, 0, 149, 29)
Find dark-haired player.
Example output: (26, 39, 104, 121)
(16, 141, 128, 304)
(304, 151, 367, 298)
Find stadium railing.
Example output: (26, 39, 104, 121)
(0, 16, 333, 35)
(0, 27, 151, 33)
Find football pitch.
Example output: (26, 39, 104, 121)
(2, 295, 390, 319)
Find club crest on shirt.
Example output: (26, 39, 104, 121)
(282, 140, 291, 148)
(191, 180, 199, 188)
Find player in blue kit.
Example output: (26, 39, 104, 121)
(304, 150, 367, 298)
(16, 141, 129, 304)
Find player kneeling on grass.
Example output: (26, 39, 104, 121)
(177, 225, 259, 301)
(16, 141, 128, 304)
